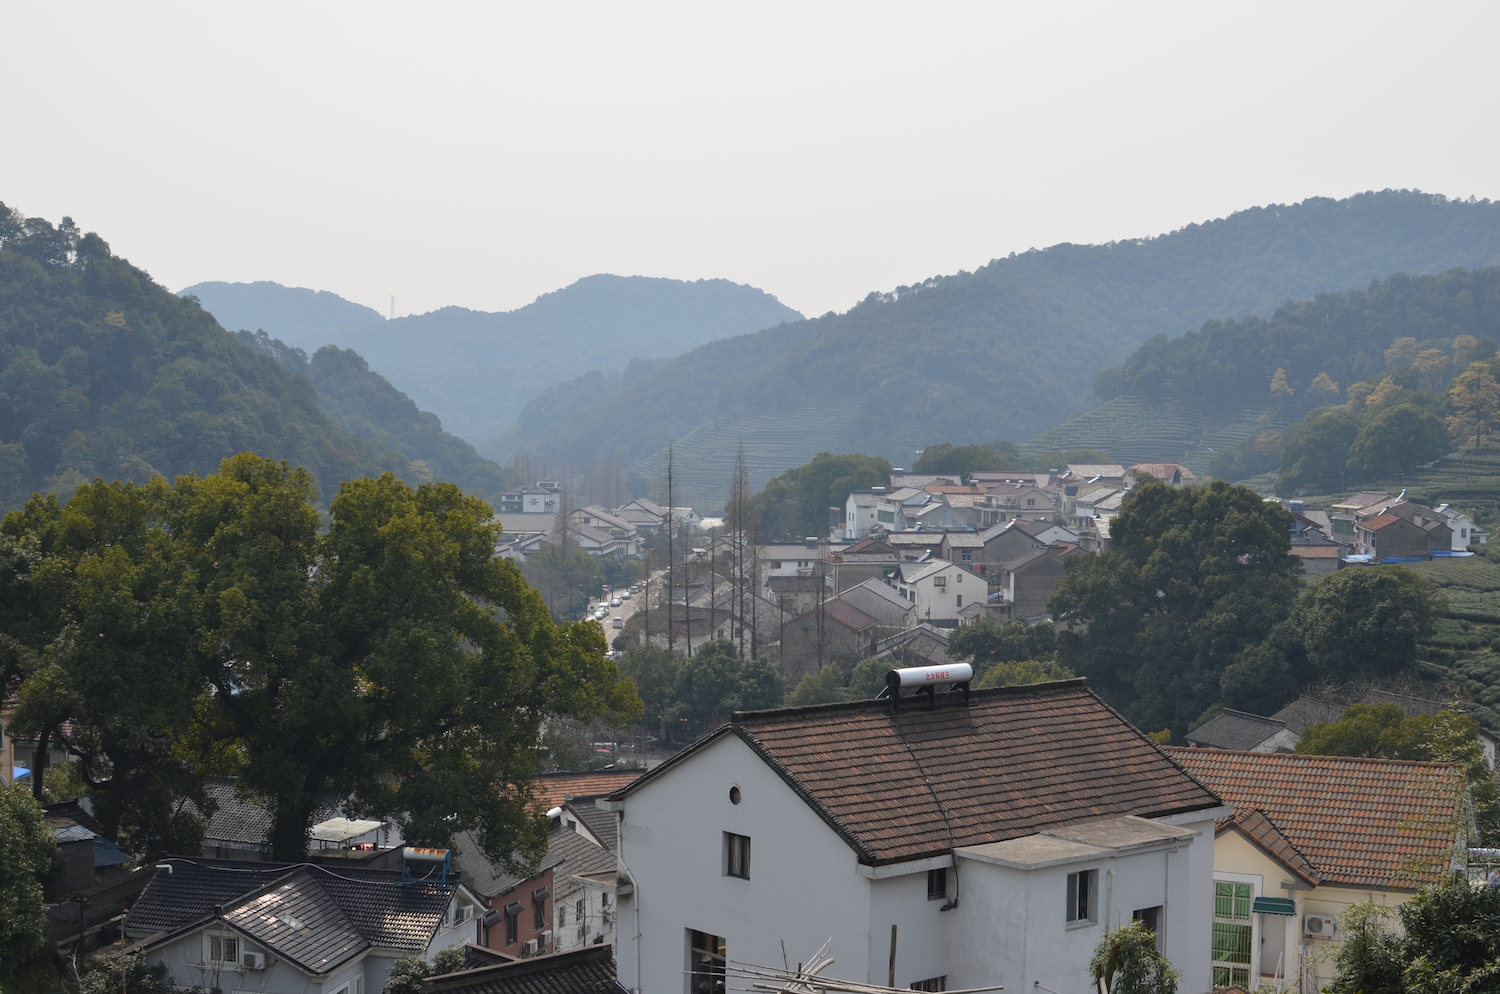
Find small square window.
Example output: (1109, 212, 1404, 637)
(210, 934, 239, 963)
(725, 832, 750, 879)
(1067, 869, 1097, 925)
(927, 867, 947, 901)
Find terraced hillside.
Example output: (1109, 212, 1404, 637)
(1020, 396, 1293, 477)
(645, 404, 860, 511)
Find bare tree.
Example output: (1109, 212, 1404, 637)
(664, 447, 676, 653)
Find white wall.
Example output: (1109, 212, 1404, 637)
(615, 734, 877, 994)
(948, 816, 1215, 993)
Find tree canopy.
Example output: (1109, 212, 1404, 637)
(1, 452, 640, 869)
(0, 781, 60, 980)
(749, 451, 892, 540)
(1049, 481, 1302, 735)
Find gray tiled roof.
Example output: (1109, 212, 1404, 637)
(1183, 709, 1287, 751)
(565, 800, 618, 852)
(423, 945, 621, 994)
(550, 826, 616, 881)
(128, 859, 452, 968)
(452, 830, 565, 901)
(226, 870, 366, 974)
(196, 778, 341, 850)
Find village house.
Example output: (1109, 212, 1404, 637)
(600, 677, 1224, 993)
(826, 537, 901, 592)
(1126, 463, 1197, 487)
(984, 482, 1057, 522)
(838, 576, 918, 630)
(1167, 748, 1465, 991)
(125, 857, 481, 994)
(995, 544, 1079, 621)
(780, 599, 882, 673)
(1186, 691, 1498, 768)
(889, 559, 982, 627)
(1354, 512, 1443, 560)
(1327, 491, 1394, 544)
(884, 531, 948, 560)
(1435, 503, 1489, 549)
(843, 489, 907, 540)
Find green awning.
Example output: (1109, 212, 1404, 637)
(1252, 897, 1296, 916)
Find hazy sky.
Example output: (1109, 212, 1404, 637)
(4, 2, 1499, 319)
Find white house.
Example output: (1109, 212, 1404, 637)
(844, 490, 907, 540)
(126, 858, 481, 994)
(890, 560, 981, 627)
(599, 677, 1224, 994)
(1435, 503, 1489, 549)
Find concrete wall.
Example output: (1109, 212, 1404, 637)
(948, 815, 1213, 993)
(1213, 829, 1417, 991)
(615, 734, 878, 994)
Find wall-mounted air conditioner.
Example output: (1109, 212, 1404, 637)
(242, 952, 266, 970)
(524, 939, 539, 955)
(541, 930, 552, 946)
(1303, 915, 1336, 937)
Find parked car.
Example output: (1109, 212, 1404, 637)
(611, 597, 622, 607)
(612, 616, 623, 629)
(620, 591, 631, 600)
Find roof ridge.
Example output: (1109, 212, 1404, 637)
(1164, 746, 1462, 770)
(731, 678, 1089, 723)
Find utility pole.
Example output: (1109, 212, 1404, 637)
(665, 447, 676, 653)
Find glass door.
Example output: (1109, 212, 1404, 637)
(1211, 881, 1253, 987)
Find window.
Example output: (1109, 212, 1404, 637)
(1066, 870, 1097, 925)
(932, 576, 946, 587)
(1211, 882, 1253, 986)
(878, 509, 895, 524)
(927, 867, 947, 901)
(961, 550, 971, 562)
(911, 979, 947, 992)
(1132, 905, 1163, 950)
(1026, 498, 1035, 506)
(534, 896, 546, 930)
(771, 561, 782, 569)
(209, 934, 239, 963)
(688, 930, 726, 994)
(725, 832, 750, 879)
(504, 906, 519, 945)
(956, 595, 962, 608)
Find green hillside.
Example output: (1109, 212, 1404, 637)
(1032, 265, 1500, 480)
(0, 202, 453, 510)
(234, 331, 508, 498)
(493, 190, 1500, 505)
(199, 275, 805, 441)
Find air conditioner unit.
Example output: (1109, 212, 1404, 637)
(541, 930, 552, 946)
(1303, 914, 1336, 937)
(524, 939, 539, 956)
(242, 952, 266, 970)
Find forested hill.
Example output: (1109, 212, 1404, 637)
(187, 274, 805, 441)
(235, 331, 507, 497)
(486, 190, 1500, 502)
(179, 280, 384, 343)
(0, 203, 493, 511)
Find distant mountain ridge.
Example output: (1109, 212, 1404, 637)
(489, 190, 1500, 506)
(182, 274, 804, 440)
(180, 280, 385, 341)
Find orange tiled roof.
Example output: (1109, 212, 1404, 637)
(1166, 748, 1463, 889)
(532, 770, 644, 812)
(1360, 513, 1403, 532)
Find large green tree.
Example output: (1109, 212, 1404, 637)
(1276, 410, 1361, 493)
(1295, 567, 1445, 680)
(3, 480, 210, 854)
(1049, 481, 1301, 735)
(669, 640, 783, 738)
(749, 452, 891, 541)
(1345, 403, 1449, 477)
(0, 781, 61, 980)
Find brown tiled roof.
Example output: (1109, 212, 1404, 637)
(614, 681, 1221, 866)
(1289, 545, 1341, 558)
(1360, 513, 1404, 532)
(1221, 808, 1321, 885)
(533, 771, 643, 813)
(1166, 748, 1463, 889)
